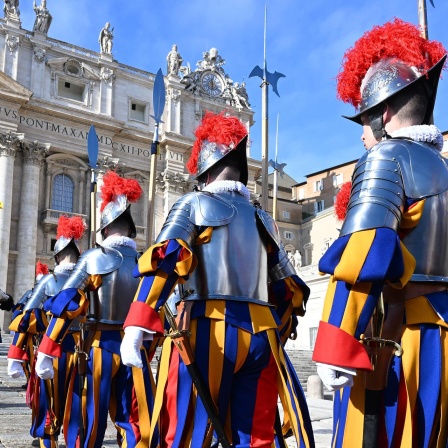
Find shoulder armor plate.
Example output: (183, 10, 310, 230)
(85, 246, 123, 275)
(23, 274, 54, 310)
(156, 191, 236, 246)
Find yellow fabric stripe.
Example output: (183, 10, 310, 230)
(133, 363, 151, 446)
(208, 319, 224, 405)
(148, 337, 173, 446)
(400, 199, 425, 229)
(249, 303, 278, 333)
(195, 226, 213, 245)
(405, 296, 448, 328)
(235, 329, 250, 372)
(267, 330, 311, 447)
(400, 326, 420, 446)
(205, 300, 226, 320)
(88, 347, 102, 448)
(49, 317, 71, 342)
(340, 282, 373, 336)
(334, 230, 376, 284)
(342, 376, 365, 447)
(322, 276, 338, 322)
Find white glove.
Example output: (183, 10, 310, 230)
(35, 352, 55, 380)
(316, 362, 356, 392)
(121, 326, 154, 368)
(7, 359, 25, 379)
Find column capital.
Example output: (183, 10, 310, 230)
(0, 131, 23, 157)
(22, 140, 49, 166)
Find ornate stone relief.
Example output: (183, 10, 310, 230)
(155, 169, 189, 194)
(0, 131, 22, 157)
(6, 34, 20, 53)
(178, 48, 251, 109)
(22, 140, 49, 165)
(33, 47, 46, 63)
(168, 87, 181, 104)
(100, 67, 116, 85)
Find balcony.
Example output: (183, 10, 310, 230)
(41, 209, 88, 232)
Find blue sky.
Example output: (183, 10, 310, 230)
(18, 1, 448, 183)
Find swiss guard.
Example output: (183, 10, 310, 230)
(313, 18, 448, 447)
(8, 215, 85, 448)
(121, 112, 315, 448)
(35, 171, 154, 448)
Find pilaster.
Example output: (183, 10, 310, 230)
(12, 140, 49, 315)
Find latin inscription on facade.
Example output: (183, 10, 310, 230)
(0, 106, 177, 159)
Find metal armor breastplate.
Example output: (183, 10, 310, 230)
(24, 272, 70, 311)
(403, 191, 448, 282)
(89, 245, 140, 323)
(184, 192, 270, 305)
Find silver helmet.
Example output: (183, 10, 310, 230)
(344, 55, 446, 125)
(54, 236, 80, 258)
(196, 135, 248, 181)
(98, 194, 137, 238)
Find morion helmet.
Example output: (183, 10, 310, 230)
(337, 19, 446, 127)
(54, 215, 86, 260)
(98, 171, 143, 238)
(186, 112, 249, 185)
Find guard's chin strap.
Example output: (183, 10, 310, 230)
(368, 105, 391, 142)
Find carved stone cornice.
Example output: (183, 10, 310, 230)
(0, 131, 23, 157)
(155, 169, 189, 194)
(22, 140, 49, 166)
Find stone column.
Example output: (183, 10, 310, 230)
(12, 140, 48, 313)
(0, 132, 22, 330)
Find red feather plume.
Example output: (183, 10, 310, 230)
(35, 260, 49, 277)
(337, 18, 447, 107)
(334, 182, 352, 221)
(100, 171, 143, 212)
(56, 215, 87, 240)
(186, 112, 248, 175)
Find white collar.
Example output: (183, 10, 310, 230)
(54, 263, 76, 273)
(203, 180, 251, 200)
(390, 124, 444, 151)
(101, 235, 137, 250)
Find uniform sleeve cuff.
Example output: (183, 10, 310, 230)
(7, 345, 27, 361)
(123, 301, 164, 335)
(39, 334, 62, 358)
(312, 321, 373, 371)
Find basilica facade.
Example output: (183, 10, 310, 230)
(0, 9, 259, 330)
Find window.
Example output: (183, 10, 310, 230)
(309, 327, 318, 349)
(51, 174, 74, 212)
(129, 100, 147, 122)
(57, 78, 86, 102)
(283, 211, 290, 220)
(298, 188, 305, 200)
(314, 200, 324, 214)
(284, 231, 294, 240)
(313, 179, 323, 192)
(333, 173, 343, 186)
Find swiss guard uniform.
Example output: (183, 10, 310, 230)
(121, 112, 315, 448)
(36, 171, 153, 448)
(312, 19, 448, 447)
(8, 216, 85, 448)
